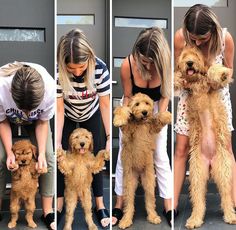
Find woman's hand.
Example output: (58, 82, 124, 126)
(36, 154, 48, 171)
(105, 136, 110, 152)
(6, 151, 16, 171)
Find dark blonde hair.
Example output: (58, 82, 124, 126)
(183, 4, 223, 63)
(11, 65, 45, 110)
(0, 62, 44, 111)
(57, 29, 96, 92)
(132, 27, 171, 98)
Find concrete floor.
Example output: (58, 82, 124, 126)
(174, 179, 236, 230)
(57, 172, 110, 230)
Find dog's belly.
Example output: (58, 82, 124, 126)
(65, 168, 93, 195)
(12, 172, 38, 199)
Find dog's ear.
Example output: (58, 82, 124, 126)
(31, 144, 37, 159)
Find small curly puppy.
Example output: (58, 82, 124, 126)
(113, 93, 171, 229)
(57, 128, 109, 230)
(8, 140, 47, 229)
(175, 46, 236, 229)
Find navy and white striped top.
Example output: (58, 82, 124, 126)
(57, 57, 110, 122)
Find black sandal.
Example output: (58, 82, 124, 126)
(112, 208, 123, 226)
(41, 212, 55, 230)
(163, 209, 179, 227)
(94, 208, 110, 229)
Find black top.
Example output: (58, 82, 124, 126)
(128, 55, 162, 102)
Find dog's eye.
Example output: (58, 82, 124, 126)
(145, 102, 149, 105)
(135, 102, 139, 106)
(85, 136, 89, 139)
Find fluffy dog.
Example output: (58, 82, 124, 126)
(175, 46, 236, 229)
(57, 128, 109, 230)
(8, 140, 47, 229)
(113, 93, 171, 229)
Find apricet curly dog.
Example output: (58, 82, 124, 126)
(175, 46, 236, 229)
(113, 93, 171, 229)
(8, 140, 47, 229)
(57, 128, 109, 230)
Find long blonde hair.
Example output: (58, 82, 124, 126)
(132, 27, 171, 98)
(183, 4, 223, 64)
(0, 62, 44, 110)
(57, 29, 96, 93)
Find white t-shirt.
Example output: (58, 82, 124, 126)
(0, 62, 55, 125)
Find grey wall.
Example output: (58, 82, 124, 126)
(174, 0, 236, 155)
(0, 0, 54, 76)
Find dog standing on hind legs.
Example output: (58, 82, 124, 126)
(8, 140, 47, 229)
(57, 128, 109, 230)
(113, 93, 171, 229)
(175, 46, 236, 229)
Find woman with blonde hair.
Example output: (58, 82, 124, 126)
(56, 29, 110, 228)
(174, 3, 236, 216)
(112, 27, 173, 227)
(0, 62, 55, 229)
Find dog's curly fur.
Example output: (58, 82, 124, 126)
(8, 140, 47, 229)
(57, 128, 109, 230)
(113, 93, 171, 229)
(175, 46, 236, 229)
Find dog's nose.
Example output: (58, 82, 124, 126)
(80, 142, 85, 147)
(142, 111, 148, 116)
(187, 61, 193, 67)
(21, 160, 26, 164)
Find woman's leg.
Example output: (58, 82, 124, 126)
(80, 111, 109, 227)
(112, 128, 124, 225)
(25, 122, 55, 229)
(174, 134, 189, 209)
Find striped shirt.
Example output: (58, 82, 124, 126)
(57, 57, 110, 122)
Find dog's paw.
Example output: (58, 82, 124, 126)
(158, 111, 172, 125)
(224, 212, 236, 224)
(37, 166, 48, 174)
(118, 217, 133, 229)
(88, 223, 98, 230)
(9, 163, 19, 172)
(102, 150, 110, 161)
(28, 221, 37, 228)
(113, 106, 131, 127)
(207, 64, 232, 89)
(185, 216, 204, 229)
(8, 221, 17, 229)
(147, 213, 161, 224)
(57, 148, 66, 162)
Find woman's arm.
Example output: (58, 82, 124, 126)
(224, 31, 234, 77)
(120, 57, 133, 106)
(56, 97, 65, 149)
(158, 97, 169, 112)
(0, 119, 14, 170)
(99, 95, 110, 151)
(35, 119, 48, 169)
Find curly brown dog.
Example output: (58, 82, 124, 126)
(8, 140, 47, 229)
(113, 93, 171, 229)
(175, 46, 236, 229)
(57, 128, 109, 230)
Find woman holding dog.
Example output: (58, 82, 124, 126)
(56, 29, 110, 228)
(112, 27, 173, 227)
(0, 62, 55, 229)
(174, 3, 236, 216)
